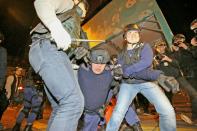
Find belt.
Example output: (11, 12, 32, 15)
(30, 35, 57, 48)
(122, 78, 146, 84)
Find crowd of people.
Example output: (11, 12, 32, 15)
(0, 0, 196, 131)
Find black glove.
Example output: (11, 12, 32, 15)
(112, 64, 123, 80)
(157, 74, 180, 93)
(74, 46, 89, 60)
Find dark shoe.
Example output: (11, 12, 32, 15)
(131, 122, 143, 131)
(23, 124, 32, 131)
(12, 123, 21, 131)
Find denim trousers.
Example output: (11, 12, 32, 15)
(106, 90, 140, 126)
(29, 39, 84, 131)
(106, 82, 176, 131)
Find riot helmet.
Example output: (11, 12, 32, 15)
(123, 23, 140, 39)
(89, 49, 110, 64)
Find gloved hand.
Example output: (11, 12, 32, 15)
(157, 74, 180, 93)
(74, 46, 89, 60)
(112, 64, 123, 80)
(164, 76, 180, 93)
(98, 105, 105, 118)
(49, 20, 71, 51)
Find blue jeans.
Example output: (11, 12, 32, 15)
(29, 38, 84, 131)
(106, 90, 140, 126)
(106, 82, 176, 131)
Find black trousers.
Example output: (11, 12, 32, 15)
(177, 77, 197, 120)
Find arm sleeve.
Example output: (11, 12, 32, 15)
(34, 0, 59, 30)
(123, 44, 153, 76)
(132, 68, 163, 80)
(5, 75, 14, 99)
(34, 0, 74, 50)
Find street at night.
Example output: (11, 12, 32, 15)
(1, 92, 197, 131)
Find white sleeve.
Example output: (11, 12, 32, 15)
(34, 0, 59, 29)
(34, 0, 73, 50)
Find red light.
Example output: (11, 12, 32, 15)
(18, 86, 24, 90)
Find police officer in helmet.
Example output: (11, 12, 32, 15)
(106, 23, 176, 131)
(78, 48, 143, 131)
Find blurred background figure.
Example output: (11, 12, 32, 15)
(190, 18, 197, 47)
(171, 34, 197, 124)
(5, 66, 24, 106)
(153, 41, 180, 103)
(12, 67, 45, 131)
(0, 31, 7, 130)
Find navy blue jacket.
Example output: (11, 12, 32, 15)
(119, 43, 160, 82)
(78, 65, 113, 111)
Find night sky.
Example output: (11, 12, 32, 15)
(0, 0, 196, 61)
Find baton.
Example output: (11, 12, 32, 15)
(72, 38, 105, 42)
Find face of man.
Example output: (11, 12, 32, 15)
(125, 30, 140, 44)
(156, 44, 166, 54)
(73, 0, 87, 18)
(91, 63, 106, 75)
(191, 37, 197, 46)
(15, 68, 23, 77)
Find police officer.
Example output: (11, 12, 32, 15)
(78, 49, 143, 131)
(12, 68, 45, 131)
(29, 0, 88, 130)
(154, 41, 181, 103)
(106, 24, 176, 131)
(172, 34, 197, 124)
